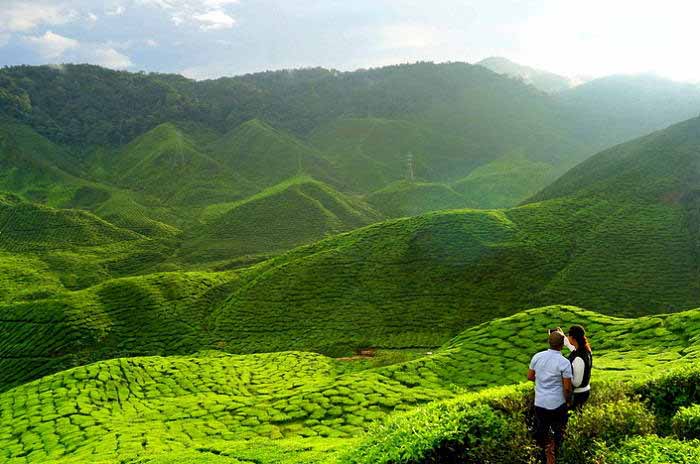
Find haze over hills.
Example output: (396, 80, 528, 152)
(557, 73, 700, 152)
(477, 56, 576, 93)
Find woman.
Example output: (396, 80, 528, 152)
(564, 325, 593, 411)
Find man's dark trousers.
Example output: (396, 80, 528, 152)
(534, 403, 568, 464)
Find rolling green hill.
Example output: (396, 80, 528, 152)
(1, 304, 698, 463)
(0, 269, 240, 392)
(177, 176, 382, 265)
(3, 63, 700, 214)
(0, 120, 86, 206)
(529, 115, 700, 204)
(366, 180, 472, 218)
(0, 193, 178, 297)
(207, 119, 342, 191)
(206, 117, 700, 355)
(2, 116, 699, 396)
(452, 154, 558, 209)
(3, 62, 700, 464)
(108, 123, 252, 206)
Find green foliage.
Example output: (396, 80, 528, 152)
(0, 307, 699, 463)
(208, 193, 700, 353)
(338, 369, 692, 464)
(672, 405, 700, 439)
(3, 62, 700, 464)
(529, 116, 700, 205)
(561, 400, 656, 463)
(338, 402, 532, 464)
(0, 270, 240, 391)
(634, 365, 700, 432)
(0, 65, 206, 147)
(604, 436, 700, 464)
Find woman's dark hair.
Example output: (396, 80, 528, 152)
(568, 325, 591, 353)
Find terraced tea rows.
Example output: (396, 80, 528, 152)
(0, 271, 240, 391)
(1, 305, 698, 463)
(179, 176, 381, 264)
(209, 194, 700, 355)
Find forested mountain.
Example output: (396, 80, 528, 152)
(2, 63, 700, 216)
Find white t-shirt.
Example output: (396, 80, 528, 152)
(529, 349, 573, 410)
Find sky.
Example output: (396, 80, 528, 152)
(1, 0, 699, 82)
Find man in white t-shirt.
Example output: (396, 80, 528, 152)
(528, 331, 573, 464)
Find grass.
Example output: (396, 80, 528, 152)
(0, 304, 698, 463)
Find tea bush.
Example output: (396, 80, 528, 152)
(560, 399, 656, 463)
(672, 405, 700, 439)
(634, 365, 700, 432)
(338, 397, 534, 464)
(604, 436, 700, 464)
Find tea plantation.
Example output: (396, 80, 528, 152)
(2, 64, 700, 463)
(0, 305, 699, 463)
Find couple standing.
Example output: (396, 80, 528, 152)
(527, 326, 593, 464)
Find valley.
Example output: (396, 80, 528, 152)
(0, 61, 699, 463)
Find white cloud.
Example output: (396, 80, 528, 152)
(171, 13, 185, 25)
(193, 10, 236, 30)
(145, 39, 159, 47)
(203, 0, 239, 6)
(0, 34, 10, 47)
(87, 12, 99, 22)
(24, 29, 132, 70)
(25, 31, 79, 60)
(107, 5, 126, 16)
(88, 46, 132, 69)
(0, 1, 77, 33)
